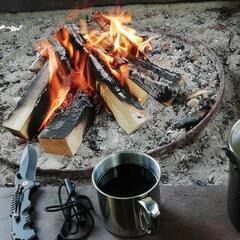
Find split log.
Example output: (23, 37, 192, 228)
(173, 111, 207, 130)
(91, 11, 110, 32)
(3, 62, 50, 139)
(98, 82, 150, 134)
(62, 24, 146, 109)
(3, 44, 70, 140)
(92, 11, 181, 82)
(29, 39, 50, 72)
(38, 92, 96, 156)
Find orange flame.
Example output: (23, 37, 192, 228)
(37, 41, 70, 130)
(37, 8, 152, 131)
(83, 9, 152, 86)
(56, 27, 95, 96)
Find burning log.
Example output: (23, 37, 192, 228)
(3, 44, 70, 140)
(57, 25, 150, 134)
(91, 11, 182, 104)
(38, 92, 96, 156)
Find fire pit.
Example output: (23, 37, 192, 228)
(0, 6, 225, 180)
(0, 4, 229, 180)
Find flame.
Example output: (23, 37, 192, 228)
(83, 9, 152, 86)
(36, 8, 152, 131)
(38, 41, 70, 130)
(56, 27, 95, 95)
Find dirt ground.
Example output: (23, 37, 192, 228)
(0, 1, 240, 186)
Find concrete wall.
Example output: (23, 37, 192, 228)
(0, 0, 236, 13)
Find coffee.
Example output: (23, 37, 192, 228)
(97, 164, 156, 198)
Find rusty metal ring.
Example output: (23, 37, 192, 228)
(0, 28, 225, 179)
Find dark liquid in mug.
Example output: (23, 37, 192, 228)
(97, 164, 157, 197)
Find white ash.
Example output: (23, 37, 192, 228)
(0, 1, 240, 186)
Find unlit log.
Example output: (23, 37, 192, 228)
(63, 24, 145, 110)
(29, 39, 50, 72)
(38, 92, 96, 156)
(98, 82, 150, 134)
(187, 89, 210, 100)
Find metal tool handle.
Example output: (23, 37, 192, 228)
(224, 148, 240, 173)
(137, 196, 160, 235)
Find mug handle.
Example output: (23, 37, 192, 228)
(137, 197, 161, 234)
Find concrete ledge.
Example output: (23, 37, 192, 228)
(1, 185, 239, 239)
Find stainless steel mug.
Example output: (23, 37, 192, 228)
(92, 151, 161, 237)
(225, 119, 240, 232)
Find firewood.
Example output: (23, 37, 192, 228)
(91, 11, 181, 82)
(125, 78, 148, 104)
(38, 92, 96, 156)
(98, 82, 150, 134)
(3, 44, 70, 139)
(129, 57, 181, 84)
(91, 11, 110, 32)
(29, 39, 50, 72)
(187, 89, 210, 100)
(29, 54, 46, 72)
(173, 111, 207, 130)
(3, 62, 50, 139)
(130, 71, 179, 104)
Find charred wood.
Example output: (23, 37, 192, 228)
(173, 111, 207, 130)
(3, 62, 50, 139)
(129, 57, 181, 84)
(3, 43, 70, 139)
(39, 92, 96, 156)
(59, 24, 143, 110)
(130, 72, 178, 103)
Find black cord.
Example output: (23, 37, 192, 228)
(45, 181, 95, 240)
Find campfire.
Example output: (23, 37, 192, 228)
(3, 8, 220, 157)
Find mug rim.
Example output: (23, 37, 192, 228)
(229, 119, 240, 160)
(92, 151, 161, 200)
